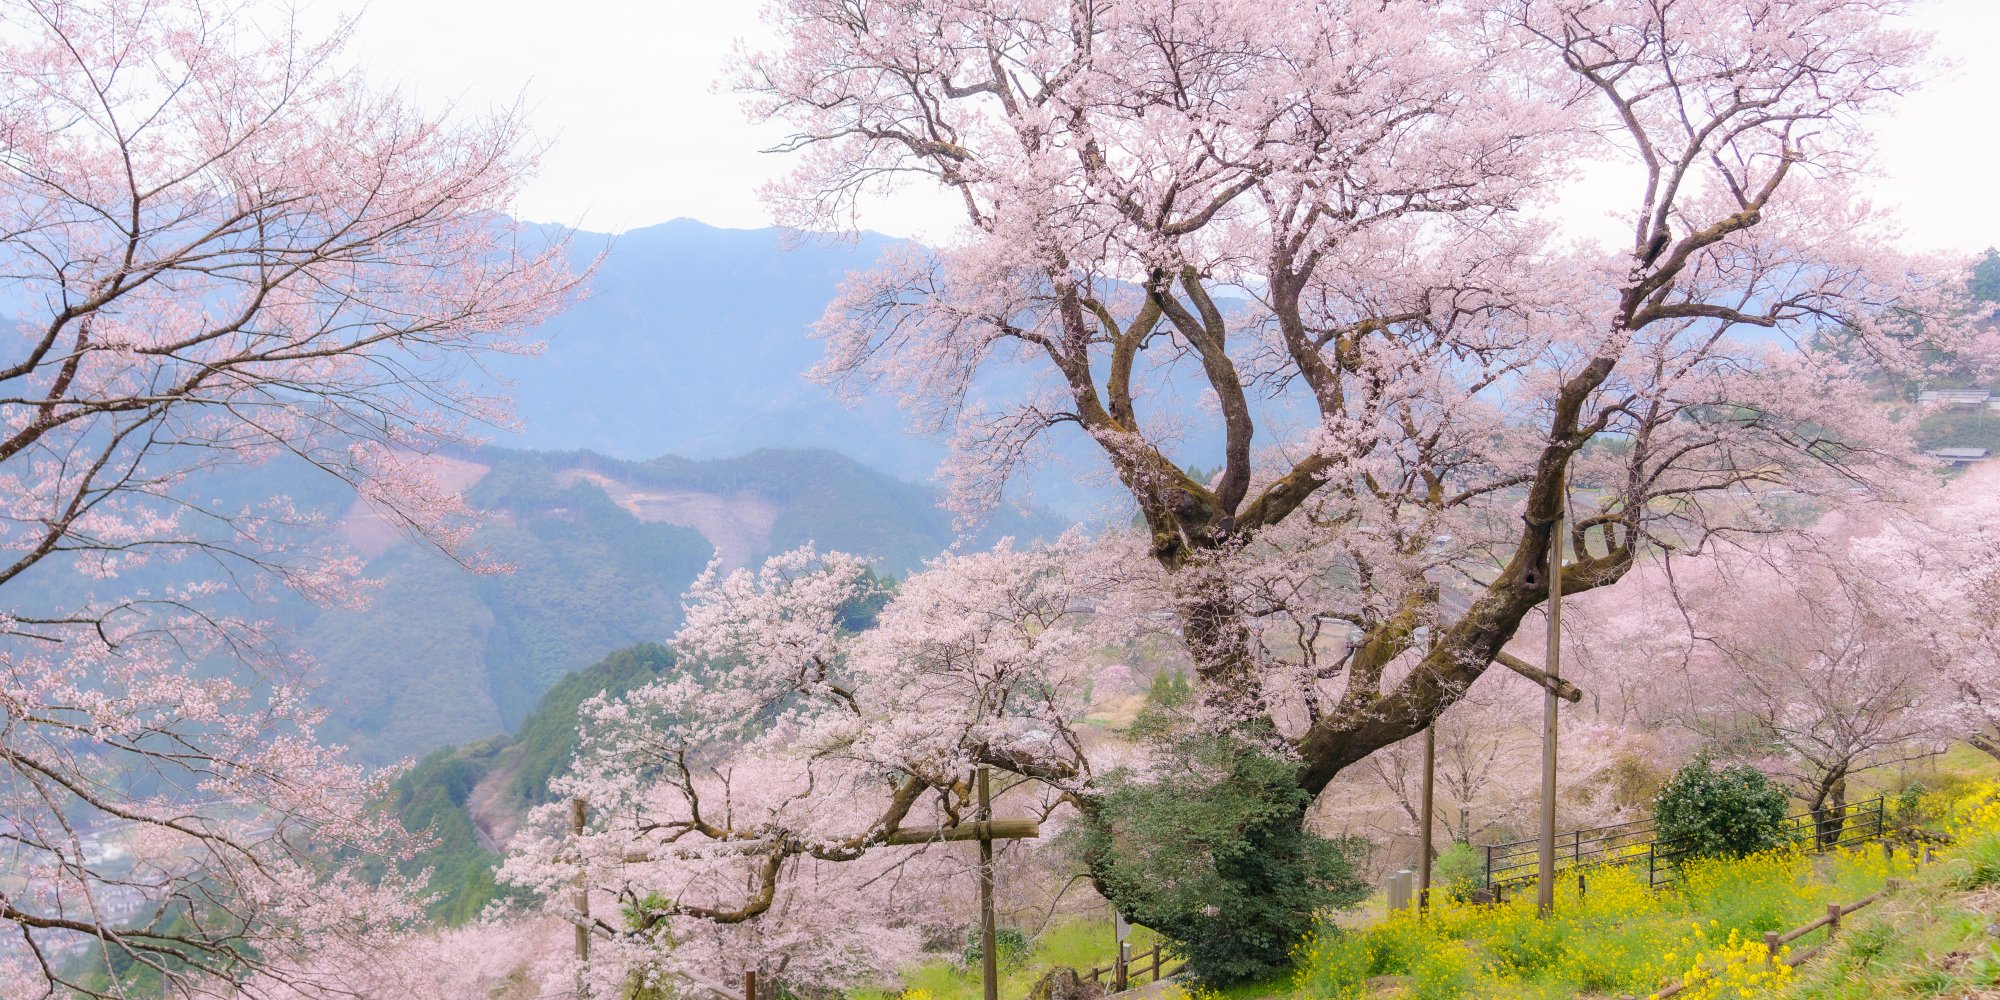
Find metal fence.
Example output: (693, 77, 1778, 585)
(1482, 796, 1887, 899)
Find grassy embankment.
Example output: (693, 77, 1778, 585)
(869, 752, 2000, 1000)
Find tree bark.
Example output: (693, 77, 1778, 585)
(1811, 772, 1849, 850)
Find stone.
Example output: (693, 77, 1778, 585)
(1029, 967, 1108, 1000)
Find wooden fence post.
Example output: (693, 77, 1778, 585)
(1826, 902, 1841, 938)
(1152, 944, 1162, 983)
(1764, 931, 1780, 970)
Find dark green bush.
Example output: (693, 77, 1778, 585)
(1077, 729, 1369, 984)
(1652, 753, 1790, 860)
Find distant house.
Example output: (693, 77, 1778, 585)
(1927, 446, 1990, 468)
(1918, 388, 1993, 408)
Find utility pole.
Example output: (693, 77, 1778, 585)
(1536, 470, 1565, 918)
(978, 765, 999, 1000)
(1418, 724, 1436, 911)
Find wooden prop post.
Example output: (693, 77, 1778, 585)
(1536, 469, 1565, 919)
(571, 798, 590, 964)
(978, 766, 999, 1000)
(1418, 724, 1436, 912)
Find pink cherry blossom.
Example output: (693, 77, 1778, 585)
(742, 0, 1988, 796)
(0, 0, 578, 992)
(502, 537, 1125, 995)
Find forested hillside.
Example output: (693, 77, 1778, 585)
(1910, 247, 2000, 453)
(387, 644, 682, 925)
(312, 446, 1060, 762)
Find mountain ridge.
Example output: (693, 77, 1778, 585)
(308, 443, 1064, 763)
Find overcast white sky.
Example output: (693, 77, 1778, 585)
(317, 1, 1999, 252)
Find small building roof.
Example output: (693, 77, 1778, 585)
(1919, 388, 1993, 403)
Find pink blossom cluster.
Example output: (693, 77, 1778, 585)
(0, 0, 576, 992)
(501, 537, 1128, 995)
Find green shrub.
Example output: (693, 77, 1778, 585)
(1128, 669, 1193, 738)
(1893, 781, 1928, 821)
(1653, 753, 1790, 860)
(1431, 842, 1485, 902)
(961, 926, 1030, 970)
(1078, 728, 1369, 985)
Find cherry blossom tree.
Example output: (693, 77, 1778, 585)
(0, 0, 575, 993)
(502, 538, 1122, 996)
(1334, 673, 1653, 854)
(1851, 466, 2000, 765)
(243, 918, 570, 999)
(743, 0, 1978, 804)
(1604, 549, 1951, 846)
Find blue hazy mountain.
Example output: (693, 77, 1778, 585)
(491, 218, 1136, 519)
(495, 220, 936, 479)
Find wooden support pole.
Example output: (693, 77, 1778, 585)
(1495, 652, 1585, 703)
(1764, 931, 1781, 969)
(745, 969, 757, 1000)
(1826, 902, 1841, 938)
(979, 766, 998, 1000)
(883, 818, 1041, 846)
(1418, 723, 1436, 912)
(1536, 469, 1564, 919)
(571, 798, 590, 965)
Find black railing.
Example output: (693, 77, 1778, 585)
(1481, 796, 1886, 898)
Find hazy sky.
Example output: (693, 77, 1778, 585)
(321, 1, 1999, 252)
